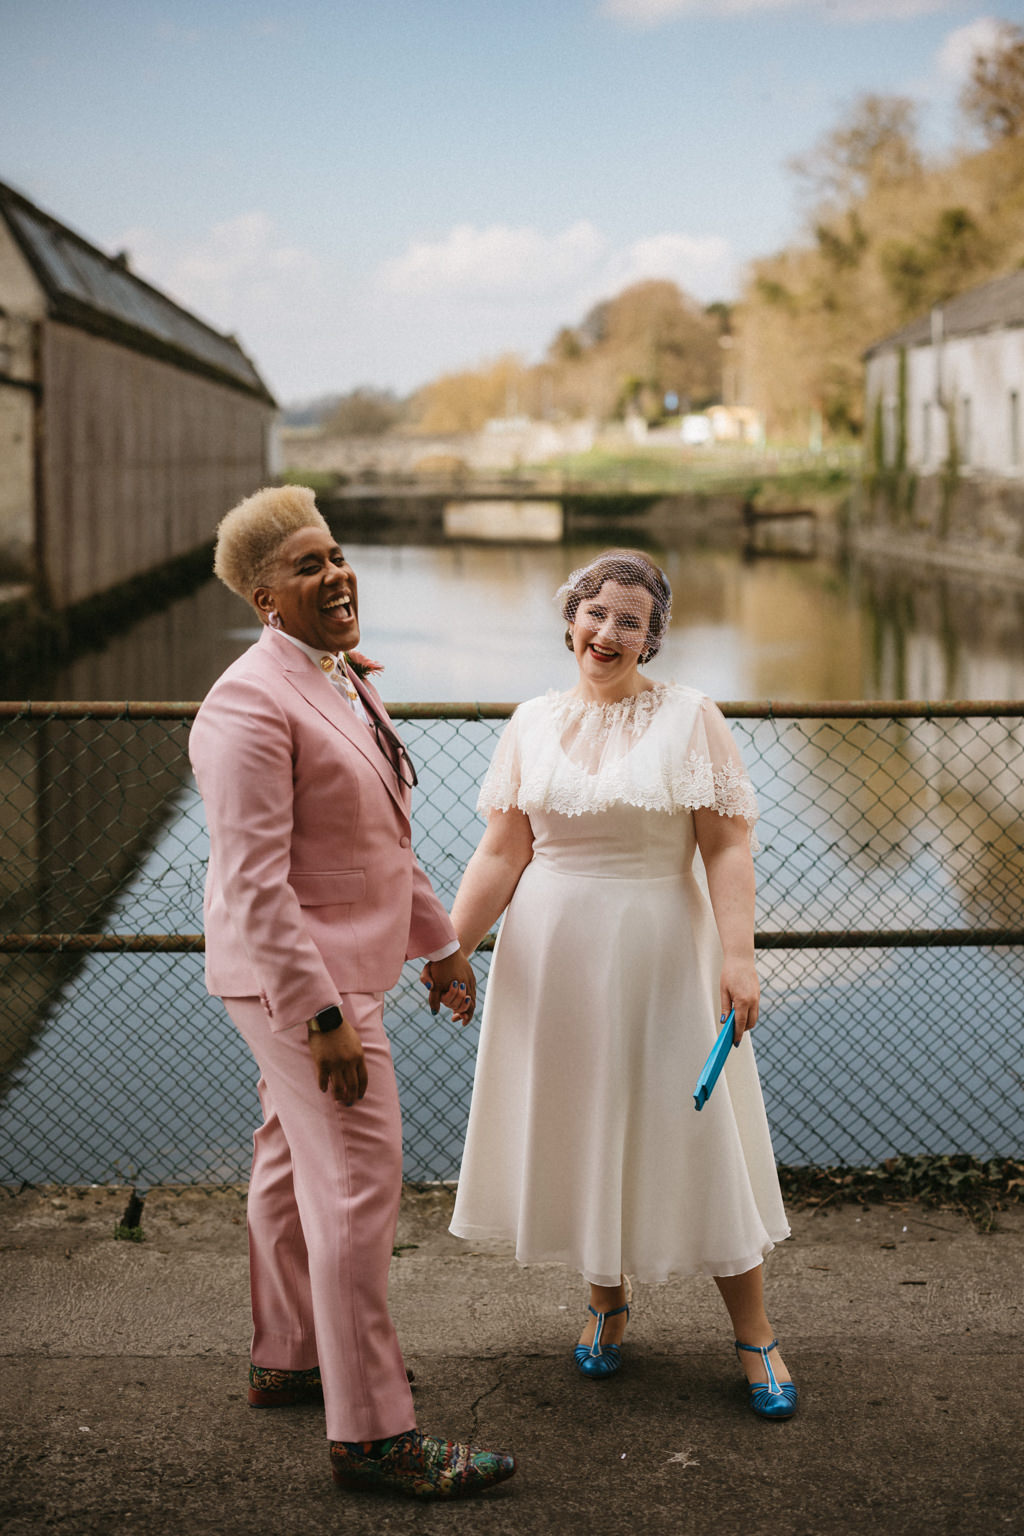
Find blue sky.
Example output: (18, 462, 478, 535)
(2, 0, 1019, 403)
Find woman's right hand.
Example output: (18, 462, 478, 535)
(307, 1020, 368, 1105)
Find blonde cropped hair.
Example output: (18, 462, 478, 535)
(213, 485, 331, 603)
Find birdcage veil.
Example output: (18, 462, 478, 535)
(556, 550, 672, 663)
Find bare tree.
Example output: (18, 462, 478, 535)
(961, 21, 1024, 142)
(790, 93, 922, 212)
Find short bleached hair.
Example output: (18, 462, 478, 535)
(213, 484, 331, 603)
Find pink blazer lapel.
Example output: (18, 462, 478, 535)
(350, 670, 415, 817)
(267, 632, 410, 817)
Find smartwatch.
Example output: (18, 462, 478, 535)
(306, 1004, 344, 1034)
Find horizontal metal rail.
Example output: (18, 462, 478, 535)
(4, 930, 1023, 953)
(4, 702, 1022, 956)
(2, 699, 1024, 721)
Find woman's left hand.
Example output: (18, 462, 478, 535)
(720, 956, 760, 1042)
(420, 951, 476, 1024)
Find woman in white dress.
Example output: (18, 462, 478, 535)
(448, 550, 797, 1419)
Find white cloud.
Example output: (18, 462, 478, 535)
(599, 231, 735, 296)
(378, 221, 734, 306)
(112, 214, 738, 400)
(121, 212, 319, 320)
(369, 221, 738, 390)
(935, 15, 1005, 85)
(378, 221, 607, 297)
(602, 0, 956, 22)
(116, 213, 341, 398)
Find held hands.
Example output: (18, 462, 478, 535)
(720, 956, 760, 1043)
(420, 950, 476, 1025)
(307, 1019, 368, 1105)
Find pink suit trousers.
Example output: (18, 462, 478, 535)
(226, 990, 415, 1444)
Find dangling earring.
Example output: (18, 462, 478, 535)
(268, 610, 282, 630)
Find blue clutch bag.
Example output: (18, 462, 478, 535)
(693, 1009, 738, 1111)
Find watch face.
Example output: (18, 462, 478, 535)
(314, 1005, 343, 1033)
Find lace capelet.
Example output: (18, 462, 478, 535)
(476, 684, 759, 840)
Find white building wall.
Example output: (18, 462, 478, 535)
(868, 326, 1024, 478)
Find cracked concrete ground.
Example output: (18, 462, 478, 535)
(0, 1184, 1020, 1535)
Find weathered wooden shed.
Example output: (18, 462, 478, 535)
(0, 179, 275, 609)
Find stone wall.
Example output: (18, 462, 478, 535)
(276, 419, 597, 480)
(856, 470, 1024, 580)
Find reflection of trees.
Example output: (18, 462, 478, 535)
(0, 715, 193, 1084)
(857, 560, 1024, 702)
(749, 714, 1024, 936)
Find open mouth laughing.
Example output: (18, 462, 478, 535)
(322, 593, 355, 619)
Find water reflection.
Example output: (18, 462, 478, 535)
(442, 499, 563, 541)
(0, 713, 193, 1082)
(10, 538, 1024, 704)
(2, 538, 1024, 1180)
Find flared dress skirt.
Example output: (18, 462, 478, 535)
(449, 803, 790, 1285)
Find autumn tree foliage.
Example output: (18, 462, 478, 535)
(325, 386, 405, 436)
(408, 354, 533, 433)
(408, 280, 724, 433)
(543, 279, 723, 421)
(738, 24, 1024, 440)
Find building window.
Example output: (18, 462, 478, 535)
(959, 396, 971, 467)
(1010, 390, 1021, 470)
(884, 400, 896, 466)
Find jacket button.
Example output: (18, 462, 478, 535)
(399, 835, 410, 848)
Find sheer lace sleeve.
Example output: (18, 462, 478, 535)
(684, 695, 759, 846)
(476, 707, 525, 814)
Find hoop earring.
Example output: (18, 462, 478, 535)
(268, 610, 282, 630)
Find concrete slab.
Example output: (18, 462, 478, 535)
(0, 1186, 1020, 1535)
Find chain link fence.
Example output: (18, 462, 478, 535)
(1, 700, 1022, 1188)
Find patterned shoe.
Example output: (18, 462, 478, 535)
(330, 1430, 516, 1500)
(247, 1363, 323, 1408)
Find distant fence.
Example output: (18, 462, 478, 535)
(1, 700, 1022, 1188)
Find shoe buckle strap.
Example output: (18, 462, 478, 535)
(759, 1345, 782, 1396)
(737, 1338, 783, 1396)
(586, 1301, 628, 1358)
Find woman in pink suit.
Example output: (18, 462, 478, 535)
(189, 485, 515, 1501)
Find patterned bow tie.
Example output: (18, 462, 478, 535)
(319, 653, 359, 706)
(319, 653, 418, 787)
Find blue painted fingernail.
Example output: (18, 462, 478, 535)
(720, 1013, 727, 1022)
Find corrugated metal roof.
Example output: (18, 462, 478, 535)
(864, 268, 1024, 358)
(0, 180, 274, 404)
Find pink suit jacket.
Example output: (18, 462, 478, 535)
(189, 624, 456, 1031)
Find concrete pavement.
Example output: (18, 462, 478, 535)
(0, 1184, 1020, 1535)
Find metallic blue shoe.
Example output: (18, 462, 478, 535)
(574, 1284, 631, 1380)
(735, 1339, 798, 1419)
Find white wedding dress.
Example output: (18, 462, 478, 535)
(449, 683, 790, 1285)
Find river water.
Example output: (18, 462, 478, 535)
(15, 536, 1024, 704)
(3, 534, 1023, 1184)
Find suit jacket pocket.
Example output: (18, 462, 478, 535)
(288, 869, 366, 906)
